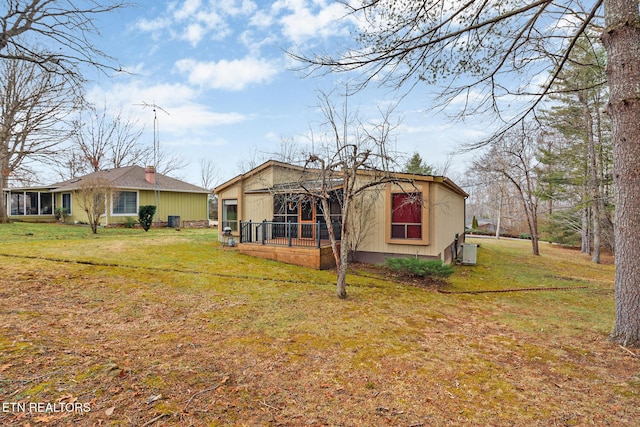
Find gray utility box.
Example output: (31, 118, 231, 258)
(460, 243, 478, 265)
(168, 215, 181, 228)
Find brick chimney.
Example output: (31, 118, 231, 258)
(145, 166, 156, 184)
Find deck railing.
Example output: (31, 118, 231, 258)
(239, 220, 341, 248)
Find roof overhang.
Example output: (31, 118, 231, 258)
(244, 178, 345, 195)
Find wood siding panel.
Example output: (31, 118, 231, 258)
(138, 191, 208, 224)
(238, 243, 338, 270)
(243, 193, 273, 222)
(357, 181, 438, 258)
(244, 168, 274, 192)
(62, 190, 207, 226)
(217, 186, 239, 201)
(355, 181, 465, 261)
(431, 185, 466, 254)
(350, 187, 385, 253)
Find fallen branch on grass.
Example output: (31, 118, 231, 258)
(619, 345, 638, 357)
(438, 286, 589, 294)
(183, 376, 229, 411)
(260, 400, 283, 411)
(142, 413, 170, 427)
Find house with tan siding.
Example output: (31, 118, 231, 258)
(3, 166, 210, 228)
(214, 160, 468, 269)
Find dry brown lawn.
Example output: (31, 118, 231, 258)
(0, 223, 638, 426)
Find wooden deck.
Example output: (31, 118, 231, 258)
(238, 241, 340, 270)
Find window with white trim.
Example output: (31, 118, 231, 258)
(222, 199, 238, 231)
(62, 193, 72, 215)
(112, 191, 138, 215)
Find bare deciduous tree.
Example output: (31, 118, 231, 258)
(1, 0, 127, 221)
(301, 90, 411, 298)
(0, 54, 75, 222)
(473, 126, 542, 255)
(53, 103, 146, 179)
(76, 177, 111, 234)
(0, 0, 126, 88)
(144, 147, 189, 179)
(199, 159, 220, 191)
(261, 137, 304, 165)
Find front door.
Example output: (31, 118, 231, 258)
(299, 197, 316, 239)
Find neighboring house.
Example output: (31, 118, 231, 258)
(465, 218, 512, 235)
(467, 219, 498, 232)
(214, 160, 468, 269)
(3, 166, 210, 227)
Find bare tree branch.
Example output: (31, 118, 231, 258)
(0, 0, 128, 88)
(0, 52, 75, 221)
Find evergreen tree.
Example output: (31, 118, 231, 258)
(405, 152, 434, 175)
(538, 37, 613, 261)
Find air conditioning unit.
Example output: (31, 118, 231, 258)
(460, 243, 478, 265)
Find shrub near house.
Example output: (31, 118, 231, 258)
(139, 205, 156, 232)
(385, 257, 454, 278)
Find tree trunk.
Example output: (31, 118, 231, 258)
(0, 174, 8, 223)
(583, 99, 601, 263)
(527, 205, 540, 256)
(319, 193, 346, 298)
(495, 194, 502, 239)
(603, 0, 640, 346)
(335, 184, 352, 299)
(336, 234, 348, 299)
(502, 166, 539, 255)
(581, 205, 591, 254)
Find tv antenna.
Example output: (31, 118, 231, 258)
(135, 102, 170, 223)
(134, 101, 170, 169)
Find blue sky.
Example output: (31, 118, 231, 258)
(79, 0, 489, 187)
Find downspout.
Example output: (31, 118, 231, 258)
(463, 195, 467, 244)
(104, 190, 109, 227)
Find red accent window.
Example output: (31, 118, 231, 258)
(391, 193, 422, 239)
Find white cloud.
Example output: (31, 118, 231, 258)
(136, 16, 171, 32)
(273, 0, 351, 43)
(218, 0, 258, 16)
(249, 9, 274, 28)
(86, 80, 248, 135)
(239, 29, 277, 54)
(182, 23, 206, 45)
(171, 0, 203, 21)
(161, 104, 247, 134)
(136, 0, 256, 47)
(175, 57, 280, 91)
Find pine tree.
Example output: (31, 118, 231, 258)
(471, 215, 479, 230)
(405, 153, 434, 175)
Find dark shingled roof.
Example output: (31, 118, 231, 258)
(50, 166, 209, 194)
